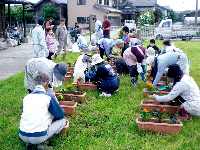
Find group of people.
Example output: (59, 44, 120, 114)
(18, 16, 200, 150)
(7, 27, 21, 47)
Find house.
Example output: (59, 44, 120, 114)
(27, 0, 67, 27)
(67, 0, 122, 29)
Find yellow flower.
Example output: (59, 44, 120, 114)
(59, 95, 63, 99)
(78, 77, 81, 79)
(143, 109, 148, 113)
(147, 83, 153, 87)
(105, 61, 108, 62)
(66, 85, 69, 88)
(150, 77, 153, 80)
(68, 61, 71, 63)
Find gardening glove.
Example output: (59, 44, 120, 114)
(109, 55, 114, 58)
(107, 56, 111, 62)
(140, 72, 146, 82)
(89, 72, 96, 76)
(85, 74, 91, 79)
(141, 65, 146, 74)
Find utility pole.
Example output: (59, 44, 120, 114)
(195, 0, 198, 26)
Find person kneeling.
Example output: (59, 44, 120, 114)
(86, 54, 120, 97)
(148, 64, 200, 120)
(19, 73, 66, 149)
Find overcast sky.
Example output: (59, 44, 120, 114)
(27, 0, 199, 11)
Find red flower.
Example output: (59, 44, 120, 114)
(77, 81, 80, 87)
(70, 95, 73, 100)
(111, 59, 113, 63)
(160, 107, 164, 114)
(158, 90, 162, 93)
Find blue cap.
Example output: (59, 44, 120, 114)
(37, 17, 45, 24)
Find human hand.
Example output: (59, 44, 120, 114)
(148, 94, 156, 99)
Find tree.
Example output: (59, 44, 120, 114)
(154, 8, 164, 23)
(168, 9, 177, 23)
(15, 6, 35, 24)
(140, 10, 155, 26)
(5, 5, 17, 26)
(41, 5, 57, 23)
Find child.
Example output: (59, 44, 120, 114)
(46, 28, 54, 60)
(147, 39, 161, 55)
(122, 26, 130, 44)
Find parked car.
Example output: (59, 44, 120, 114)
(125, 20, 136, 31)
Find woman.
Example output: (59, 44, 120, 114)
(148, 64, 200, 120)
(86, 54, 120, 97)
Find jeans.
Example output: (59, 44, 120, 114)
(103, 35, 110, 39)
(128, 65, 138, 77)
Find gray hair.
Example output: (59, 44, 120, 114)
(35, 80, 49, 87)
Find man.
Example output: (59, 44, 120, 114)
(24, 58, 68, 94)
(46, 17, 54, 34)
(93, 17, 102, 41)
(32, 17, 48, 58)
(7, 28, 16, 47)
(110, 39, 130, 76)
(54, 18, 68, 60)
(19, 73, 66, 150)
(13, 27, 21, 45)
(102, 15, 111, 39)
(74, 22, 81, 42)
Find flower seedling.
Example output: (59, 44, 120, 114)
(66, 84, 73, 94)
(147, 83, 155, 94)
(156, 90, 163, 96)
(67, 61, 71, 67)
(141, 109, 149, 122)
(60, 88, 65, 94)
(75, 81, 82, 95)
(152, 107, 167, 123)
(67, 95, 76, 101)
(170, 116, 176, 124)
(58, 95, 65, 101)
(74, 58, 78, 66)
(77, 77, 83, 82)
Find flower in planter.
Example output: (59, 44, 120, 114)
(156, 89, 163, 96)
(67, 95, 76, 101)
(141, 109, 149, 122)
(75, 81, 82, 95)
(70, 70, 74, 73)
(153, 107, 167, 123)
(67, 61, 71, 67)
(74, 58, 78, 66)
(150, 77, 153, 81)
(165, 82, 171, 92)
(66, 84, 73, 94)
(147, 83, 154, 94)
(60, 88, 65, 94)
(77, 77, 83, 82)
(58, 95, 65, 101)
(170, 116, 176, 124)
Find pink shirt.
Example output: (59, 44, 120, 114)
(46, 34, 54, 53)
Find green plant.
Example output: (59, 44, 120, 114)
(67, 61, 72, 67)
(58, 95, 65, 101)
(170, 116, 176, 124)
(41, 5, 57, 23)
(140, 10, 155, 26)
(66, 84, 73, 94)
(118, 28, 123, 39)
(147, 83, 155, 94)
(60, 88, 65, 94)
(152, 107, 167, 123)
(75, 81, 82, 94)
(141, 109, 149, 122)
(77, 77, 83, 82)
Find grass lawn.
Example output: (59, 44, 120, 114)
(0, 40, 200, 149)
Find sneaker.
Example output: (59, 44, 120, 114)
(26, 143, 33, 150)
(117, 73, 123, 76)
(99, 92, 111, 97)
(114, 89, 118, 93)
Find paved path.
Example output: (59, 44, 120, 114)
(0, 37, 34, 80)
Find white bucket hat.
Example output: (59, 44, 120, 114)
(91, 54, 104, 65)
(146, 47, 155, 57)
(146, 56, 155, 71)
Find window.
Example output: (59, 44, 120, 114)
(104, 0, 109, 5)
(99, 0, 102, 4)
(77, 0, 86, 5)
(77, 17, 86, 24)
(162, 21, 170, 27)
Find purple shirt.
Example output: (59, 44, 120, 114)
(102, 20, 111, 35)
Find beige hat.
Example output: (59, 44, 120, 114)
(146, 56, 155, 71)
(91, 54, 104, 65)
(146, 47, 155, 57)
(82, 48, 90, 55)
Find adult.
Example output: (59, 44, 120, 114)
(162, 39, 176, 54)
(13, 27, 21, 45)
(7, 28, 16, 47)
(123, 45, 147, 87)
(32, 17, 48, 58)
(148, 64, 200, 120)
(77, 34, 88, 49)
(98, 38, 116, 61)
(54, 18, 68, 60)
(24, 58, 68, 94)
(102, 15, 111, 39)
(74, 22, 81, 42)
(93, 18, 102, 41)
(73, 48, 92, 82)
(111, 39, 130, 76)
(19, 73, 66, 149)
(146, 52, 190, 87)
(86, 54, 120, 97)
(45, 17, 54, 34)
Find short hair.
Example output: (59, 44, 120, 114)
(150, 39, 155, 44)
(61, 18, 66, 22)
(122, 26, 129, 33)
(103, 15, 107, 18)
(38, 17, 45, 25)
(163, 40, 170, 45)
(92, 18, 96, 20)
(49, 17, 54, 20)
(46, 28, 52, 33)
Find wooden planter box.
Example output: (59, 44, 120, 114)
(72, 82, 97, 90)
(147, 81, 167, 87)
(67, 72, 73, 78)
(60, 120, 70, 134)
(143, 88, 170, 97)
(55, 91, 86, 102)
(147, 73, 167, 81)
(58, 101, 77, 115)
(65, 75, 71, 82)
(68, 66, 75, 72)
(136, 118, 183, 134)
(141, 100, 178, 114)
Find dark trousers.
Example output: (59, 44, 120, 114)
(47, 52, 54, 60)
(99, 46, 105, 59)
(128, 65, 138, 77)
(115, 59, 129, 74)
